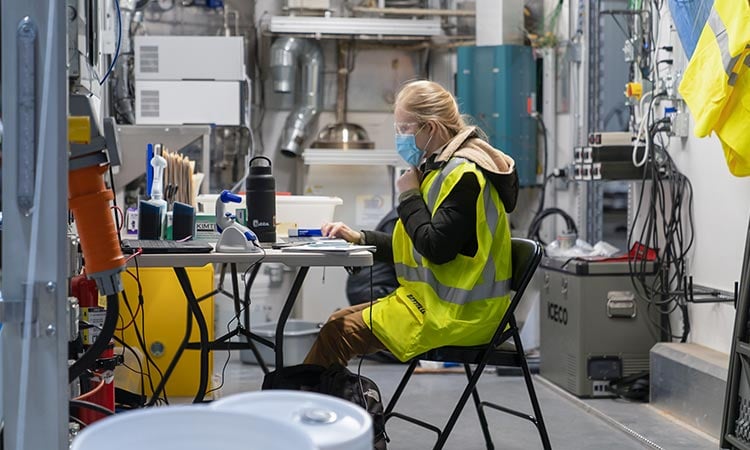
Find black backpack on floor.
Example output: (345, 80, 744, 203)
(262, 364, 387, 450)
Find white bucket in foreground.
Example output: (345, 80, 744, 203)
(211, 390, 373, 450)
(70, 405, 317, 450)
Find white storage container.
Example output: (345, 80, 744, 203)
(195, 194, 342, 230)
(70, 406, 316, 450)
(241, 319, 320, 366)
(276, 195, 342, 229)
(211, 391, 373, 450)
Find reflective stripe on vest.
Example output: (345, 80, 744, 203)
(395, 157, 511, 305)
(707, 7, 742, 84)
(393, 262, 512, 305)
(426, 158, 500, 233)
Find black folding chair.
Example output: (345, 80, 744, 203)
(384, 238, 551, 450)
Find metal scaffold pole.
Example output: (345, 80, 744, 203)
(1, 0, 69, 448)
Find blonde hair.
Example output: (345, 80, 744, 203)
(395, 80, 469, 138)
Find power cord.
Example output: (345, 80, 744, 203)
(69, 294, 119, 383)
(81, 320, 148, 407)
(98, 0, 122, 86)
(627, 117, 694, 342)
(531, 113, 550, 214)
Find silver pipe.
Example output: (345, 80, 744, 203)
(270, 37, 323, 157)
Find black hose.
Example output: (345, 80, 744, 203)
(69, 399, 114, 417)
(679, 303, 690, 343)
(527, 207, 578, 244)
(534, 114, 549, 215)
(69, 293, 119, 383)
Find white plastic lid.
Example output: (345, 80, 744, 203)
(211, 390, 372, 450)
(70, 406, 317, 450)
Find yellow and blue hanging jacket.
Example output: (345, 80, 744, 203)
(679, 0, 750, 176)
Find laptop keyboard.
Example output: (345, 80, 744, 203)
(121, 239, 213, 254)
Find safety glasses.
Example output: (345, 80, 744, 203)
(393, 122, 424, 135)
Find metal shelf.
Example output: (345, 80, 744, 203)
(302, 148, 401, 166)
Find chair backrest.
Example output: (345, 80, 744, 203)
(489, 238, 543, 343)
(510, 238, 543, 294)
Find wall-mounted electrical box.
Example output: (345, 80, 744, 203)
(456, 45, 537, 187)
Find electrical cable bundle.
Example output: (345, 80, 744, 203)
(627, 117, 695, 342)
(614, 0, 695, 342)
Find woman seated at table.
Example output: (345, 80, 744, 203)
(304, 79, 519, 367)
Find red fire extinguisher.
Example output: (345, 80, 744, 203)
(71, 274, 117, 424)
(76, 343, 117, 424)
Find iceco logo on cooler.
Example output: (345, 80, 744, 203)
(547, 302, 568, 325)
(252, 219, 270, 228)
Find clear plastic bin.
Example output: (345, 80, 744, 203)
(241, 319, 321, 367)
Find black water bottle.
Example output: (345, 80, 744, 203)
(246, 156, 276, 243)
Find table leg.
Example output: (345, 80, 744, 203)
(230, 263, 243, 318)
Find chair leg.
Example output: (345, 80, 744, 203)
(465, 364, 494, 450)
(384, 359, 419, 418)
(433, 359, 489, 450)
(515, 333, 552, 450)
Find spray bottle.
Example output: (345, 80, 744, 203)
(149, 147, 168, 237)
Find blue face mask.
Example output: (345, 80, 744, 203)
(395, 134, 422, 166)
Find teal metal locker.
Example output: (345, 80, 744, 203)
(456, 45, 538, 187)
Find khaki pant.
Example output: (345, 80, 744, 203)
(303, 301, 386, 367)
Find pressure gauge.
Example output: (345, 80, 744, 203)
(157, 0, 175, 10)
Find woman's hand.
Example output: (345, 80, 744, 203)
(321, 222, 362, 243)
(396, 166, 421, 193)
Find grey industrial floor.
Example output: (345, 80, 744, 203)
(173, 286, 720, 449)
(200, 350, 717, 450)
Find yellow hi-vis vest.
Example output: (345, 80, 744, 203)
(679, 0, 750, 176)
(362, 157, 512, 362)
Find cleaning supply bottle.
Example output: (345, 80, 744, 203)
(245, 156, 276, 243)
(149, 148, 168, 237)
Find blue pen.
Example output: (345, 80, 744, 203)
(288, 228, 323, 237)
(146, 143, 154, 197)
